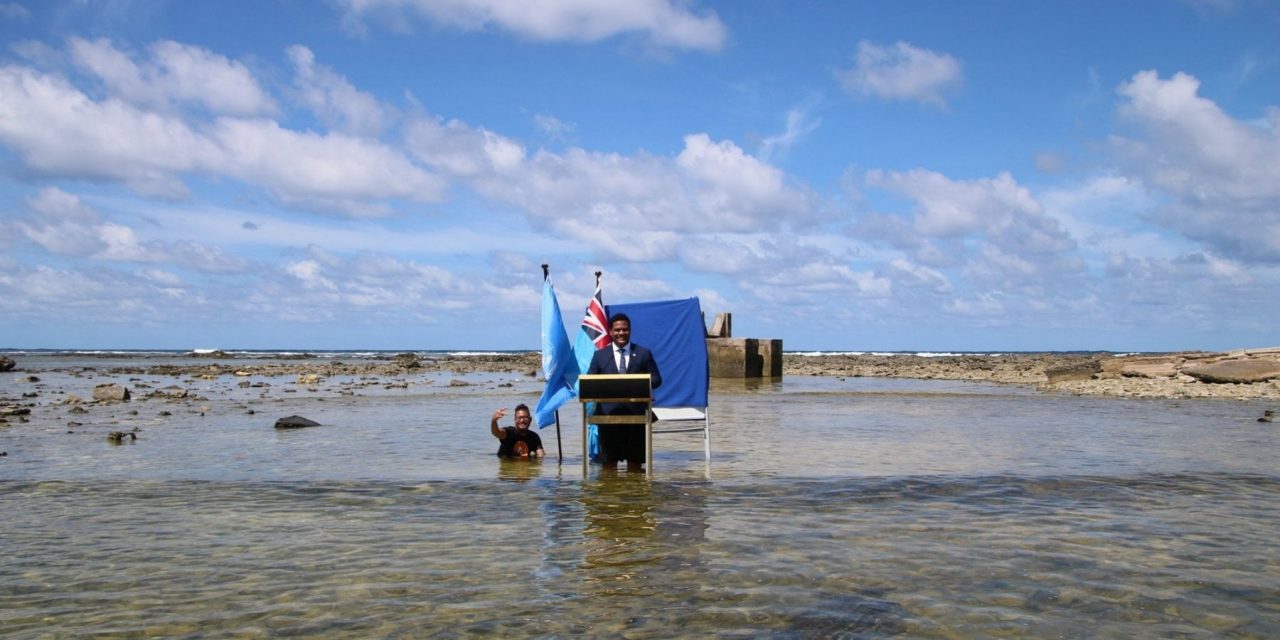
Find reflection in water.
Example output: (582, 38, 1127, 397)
(496, 457, 546, 484)
(1, 474, 1278, 637)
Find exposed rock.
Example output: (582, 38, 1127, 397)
(1258, 410, 1274, 423)
(1045, 360, 1101, 383)
(107, 430, 137, 443)
(1, 406, 32, 417)
(1118, 361, 1180, 378)
(92, 384, 131, 402)
(785, 349, 1280, 399)
(1183, 359, 1280, 384)
(394, 352, 421, 369)
(150, 386, 189, 399)
(296, 373, 322, 385)
(0, 356, 15, 372)
(274, 415, 321, 429)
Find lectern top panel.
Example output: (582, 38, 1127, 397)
(578, 374, 652, 403)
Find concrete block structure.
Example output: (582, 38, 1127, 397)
(704, 313, 782, 378)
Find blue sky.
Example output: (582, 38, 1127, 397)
(1, 0, 1277, 351)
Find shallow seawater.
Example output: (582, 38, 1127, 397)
(2, 357, 1278, 638)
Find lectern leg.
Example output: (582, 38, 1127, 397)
(645, 412, 653, 478)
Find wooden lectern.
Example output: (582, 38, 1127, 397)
(578, 374, 653, 477)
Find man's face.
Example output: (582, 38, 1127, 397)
(609, 319, 631, 348)
(514, 410, 532, 431)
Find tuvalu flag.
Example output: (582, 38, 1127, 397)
(533, 276, 578, 428)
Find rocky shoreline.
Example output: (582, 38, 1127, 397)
(784, 348, 1280, 400)
(3, 347, 1279, 409)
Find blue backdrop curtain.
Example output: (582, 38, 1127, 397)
(604, 297, 709, 409)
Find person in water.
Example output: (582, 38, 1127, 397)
(489, 404, 545, 458)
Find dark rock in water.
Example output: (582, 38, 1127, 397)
(0, 356, 15, 372)
(275, 415, 321, 429)
(1044, 360, 1101, 383)
(1184, 359, 1280, 384)
(1260, 410, 1275, 423)
(107, 430, 137, 443)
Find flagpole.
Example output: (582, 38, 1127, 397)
(542, 263, 563, 464)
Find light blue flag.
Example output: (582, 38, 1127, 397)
(534, 278, 579, 428)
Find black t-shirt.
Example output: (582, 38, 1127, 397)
(496, 426, 543, 457)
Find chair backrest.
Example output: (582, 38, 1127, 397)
(604, 297, 708, 409)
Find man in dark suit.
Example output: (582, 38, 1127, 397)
(587, 313, 662, 471)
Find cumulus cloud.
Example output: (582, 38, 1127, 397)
(835, 40, 963, 107)
(0, 64, 219, 196)
(857, 168, 1082, 296)
(335, 0, 727, 52)
(1111, 70, 1280, 263)
(211, 117, 446, 214)
(286, 45, 394, 136)
(15, 187, 249, 273)
(406, 114, 817, 245)
(406, 115, 527, 178)
(0, 43, 444, 213)
(68, 38, 277, 116)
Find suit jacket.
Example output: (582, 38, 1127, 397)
(587, 342, 662, 415)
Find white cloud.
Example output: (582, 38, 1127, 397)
(758, 104, 821, 162)
(16, 187, 250, 273)
(286, 259, 337, 290)
(286, 45, 394, 136)
(0, 64, 219, 196)
(836, 40, 963, 107)
(406, 115, 528, 178)
(337, 0, 728, 52)
(0, 50, 444, 213)
(68, 37, 277, 116)
(886, 258, 951, 293)
(211, 117, 446, 214)
(944, 292, 1006, 318)
(533, 113, 574, 140)
(1112, 70, 1280, 262)
(865, 169, 1051, 240)
(406, 115, 816, 242)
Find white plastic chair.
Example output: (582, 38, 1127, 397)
(651, 406, 710, 462)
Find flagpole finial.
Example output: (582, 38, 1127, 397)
(541, 264, 549, 280)
(594, 270, 602, 282)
